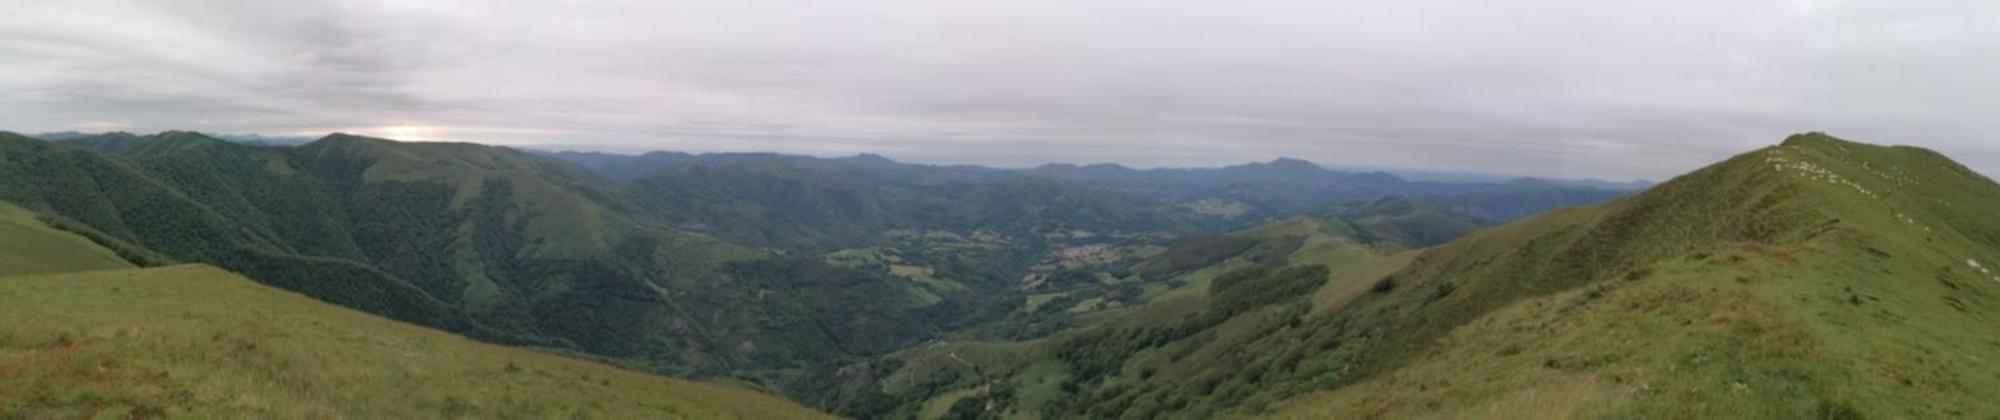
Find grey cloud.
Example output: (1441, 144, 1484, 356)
(2, 0, 1997, 180)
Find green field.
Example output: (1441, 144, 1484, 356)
(0, 264, 829, 419)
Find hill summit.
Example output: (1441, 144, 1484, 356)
(1267, 132, 2000, 418)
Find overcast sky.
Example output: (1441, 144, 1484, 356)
(4, 0, 1998, 180)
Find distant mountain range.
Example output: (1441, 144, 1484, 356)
(34, 130, 1655, 192)
(539, 148, 1647, 225)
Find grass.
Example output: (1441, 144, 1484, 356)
(1268, 133, 2000, 418)
(1310, 249, 1418, 310)
(0, 202, 133, 276)
(0, 265, 830, 419)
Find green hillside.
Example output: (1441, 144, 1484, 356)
(1264, 133, 2000, 418)
(0, 202, 132, 276)
(0, 264, 829, 419)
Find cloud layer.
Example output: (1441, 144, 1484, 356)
(4, 0, 1998, 180)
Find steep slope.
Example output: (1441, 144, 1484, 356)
(1262, 132, 2000, 418)
(0, 264, 828, 419)
(0, 202, 132, 276)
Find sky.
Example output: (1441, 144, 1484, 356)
(3, 0, 1998, 181)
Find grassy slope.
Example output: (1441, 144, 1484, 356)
(1269, 133, 2000, 418)
(0, 264, 829, 419)
(0, 202, 132, 276)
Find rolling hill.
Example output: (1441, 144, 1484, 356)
(1265, 132, 2000, 418)
(804, 133, 2000, 419)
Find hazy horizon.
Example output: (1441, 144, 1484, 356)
(6, 0, 1999, 181)
(26, 128, 1677, 183)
